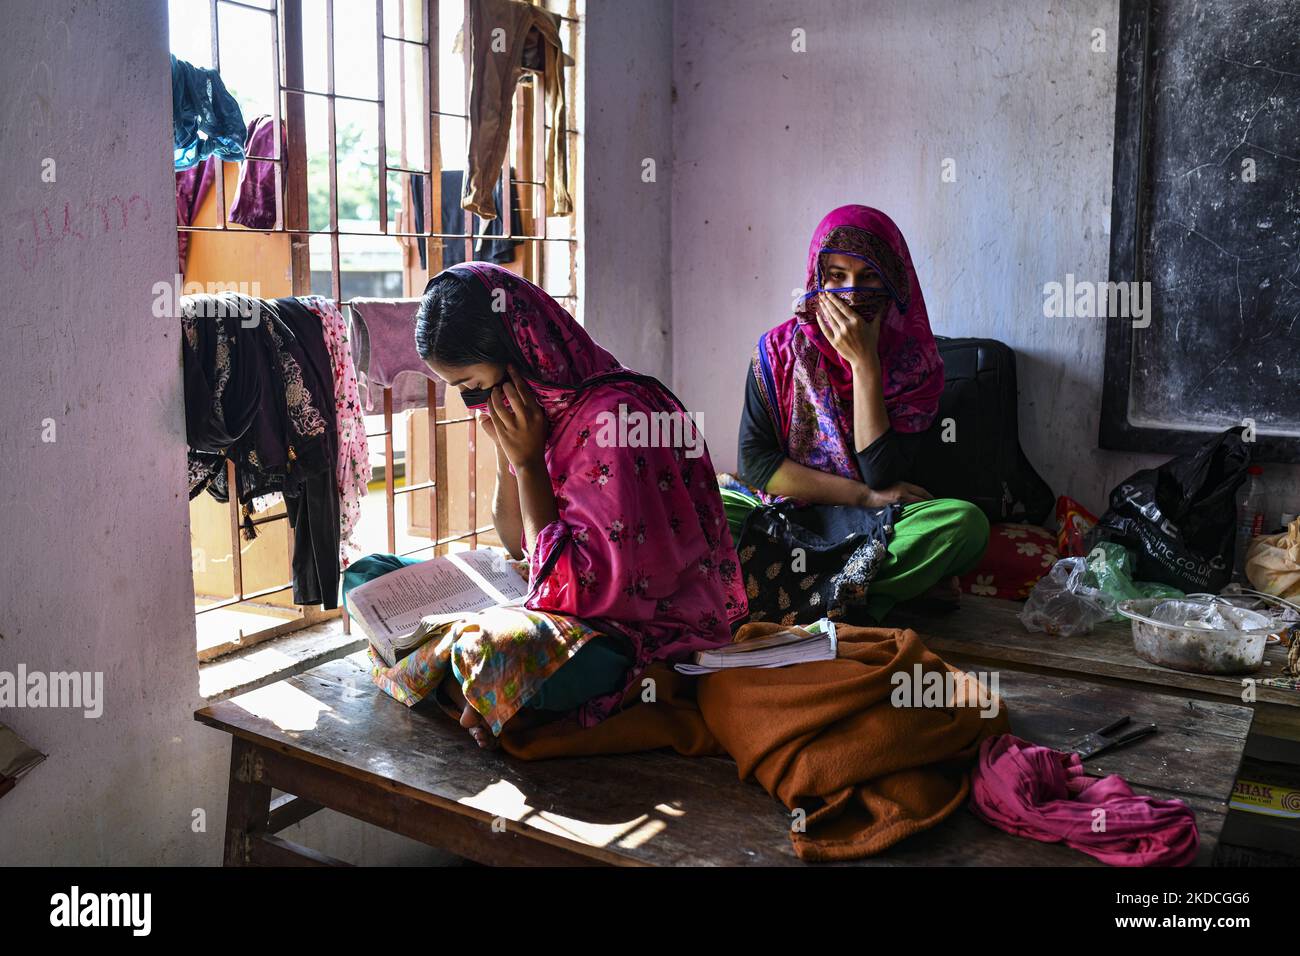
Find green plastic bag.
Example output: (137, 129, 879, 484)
(1085, 542, 1183, 620)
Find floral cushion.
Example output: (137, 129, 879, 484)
(960, 522, 1058, 601)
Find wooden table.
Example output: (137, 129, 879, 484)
(195, 650, 1249, 866)
(889, 597, 1300, 746)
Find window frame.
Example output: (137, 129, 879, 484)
(180, 0, 583, 658)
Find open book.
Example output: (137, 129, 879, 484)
(674, 618, 838, 674)
(348, 549, 530, 666)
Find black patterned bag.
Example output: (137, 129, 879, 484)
(735, 501, 900, 627)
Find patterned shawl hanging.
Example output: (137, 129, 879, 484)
(752, 205, 944, 482)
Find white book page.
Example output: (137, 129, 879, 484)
(448, 549, 530, 605)
(349, 550, 529, 641)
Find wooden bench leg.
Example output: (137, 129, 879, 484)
(223, 738, 271, 867)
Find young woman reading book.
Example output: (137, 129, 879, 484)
(362, 263, 746, 748)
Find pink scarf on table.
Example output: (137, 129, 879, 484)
(752, 205, 944, 481)
(449, 263, 749, 727)
(970, 734, 1200, 866)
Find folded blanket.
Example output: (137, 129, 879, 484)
(502, 624, 1008, 861)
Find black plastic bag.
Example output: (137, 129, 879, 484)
(1086, 427, 1251, 593)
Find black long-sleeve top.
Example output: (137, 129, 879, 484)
(736, 360, 921, 492)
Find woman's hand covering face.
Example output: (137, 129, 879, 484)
(485, 365, 550, 469)
(814, 291, 884, 368)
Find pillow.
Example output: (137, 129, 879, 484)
(960, 523, 1058, 601)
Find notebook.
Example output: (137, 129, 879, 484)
(674, 618, 838, 674)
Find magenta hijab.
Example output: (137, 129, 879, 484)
(752, 205, 944, 481)
(449, 261, 623, 418)
(447, 263, 749, 727)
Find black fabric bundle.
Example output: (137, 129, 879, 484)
(171, 54, 247, 170)
(182, 294, 340, 609)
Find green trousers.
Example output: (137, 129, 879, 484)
(722, 490, 989, 623)
(861, 498, 989, 621)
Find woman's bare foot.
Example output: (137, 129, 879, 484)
(923, 575, 962, 603)
(438, 674, 499, 750)
(459, 702, 499, 750)
(899, 576, 962, 615)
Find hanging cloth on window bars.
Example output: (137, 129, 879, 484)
(174, 115, 287, 276)
(391, 171, 523, 273)
(299, 296, 370, 564)
(171, 54, 247, 171)
(348, 298, 447, 415)
(181, 294, 342, 609)
(460, 0, 573, 220)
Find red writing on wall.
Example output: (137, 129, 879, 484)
(12, 194, 153, 273)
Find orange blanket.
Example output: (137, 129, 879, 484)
(501, 624, 1009, 861)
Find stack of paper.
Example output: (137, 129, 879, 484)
(675, 618, 837, 674)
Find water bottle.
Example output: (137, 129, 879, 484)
(1234, 466, 1267, 582)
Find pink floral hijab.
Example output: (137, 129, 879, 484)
(447, 263, 748, 727)
(752, 205, 944, 481)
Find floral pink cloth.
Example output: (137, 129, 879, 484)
(970, 734, 1200, 866)
(300, 296, 369, 564)
(752, 205, 944, 482)
(450, 263, 749, 727)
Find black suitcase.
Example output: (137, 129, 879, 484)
(911, 336, 1054, 524)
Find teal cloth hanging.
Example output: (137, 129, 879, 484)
(171, 54, 247, 170)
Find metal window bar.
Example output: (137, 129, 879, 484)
(187, 0, 579, 650)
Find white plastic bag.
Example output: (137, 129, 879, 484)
(1018, 557, 1114, 637)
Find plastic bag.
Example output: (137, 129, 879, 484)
(1086, 426, 1250, 593)
(1018, 558, 1113, 637)
(1245, 517, 1300, 600)
(1086, 542, 1183, 619)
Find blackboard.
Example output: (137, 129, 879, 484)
(1101, 0, 1300, 462)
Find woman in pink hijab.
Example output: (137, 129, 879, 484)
(380, 263, 746, 747)
(732, 205, 988, 622)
